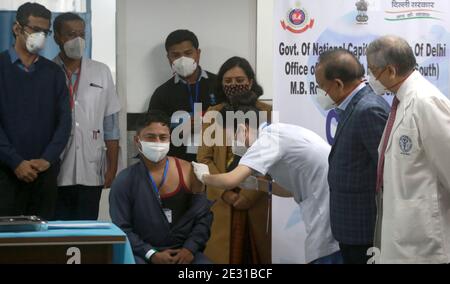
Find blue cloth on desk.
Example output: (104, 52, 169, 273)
(0, 221, 135, 264)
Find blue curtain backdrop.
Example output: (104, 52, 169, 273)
(0, 0, 91, 59)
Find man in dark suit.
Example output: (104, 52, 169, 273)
(314, 49, 390, 264)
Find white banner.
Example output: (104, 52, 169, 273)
(273, 0, 450, 263)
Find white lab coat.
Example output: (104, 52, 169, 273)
(239, 123, 339, 263)
(54, 57, 121, 187)
(378, 71, 450, 264)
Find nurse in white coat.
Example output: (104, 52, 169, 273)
(192, 105, 340, 264)
(53, 13, 121, 221)
(367, 35, 450, 264)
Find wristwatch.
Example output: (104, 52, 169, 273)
(145, 248, 159, 263)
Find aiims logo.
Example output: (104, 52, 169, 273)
(356, 0, 369, 24)
(281, 2, 314, 34)
(399, 135, 413, 155)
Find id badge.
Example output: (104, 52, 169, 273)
(163, 209, 173, 224)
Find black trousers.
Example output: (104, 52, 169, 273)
(55, 185, 103, 221)
(0, 165, 58, 220)
(339, 243, 372, 264)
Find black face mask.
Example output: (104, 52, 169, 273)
(223, 83, 251, 97)
(223, 83, 252, 105)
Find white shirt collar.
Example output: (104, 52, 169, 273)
(336, 82, 366, 112)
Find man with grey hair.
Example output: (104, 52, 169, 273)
(367, 35, 450, 264)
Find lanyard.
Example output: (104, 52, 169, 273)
(186, 81, 201, 113)
(148, 158, 170, 203)
(62, 65, 81, 110)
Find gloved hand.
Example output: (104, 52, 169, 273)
(238, 176, 258, 190)
(191, 162, 210, 183)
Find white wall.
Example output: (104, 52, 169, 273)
(91, 0, 116, 80)
(117, 0, 258, 113)
(256, 0, 274, 101)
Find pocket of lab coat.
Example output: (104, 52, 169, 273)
(80, 83, 104, 105)
(392, 198, 441, 253)
(84, 128, 105, 163)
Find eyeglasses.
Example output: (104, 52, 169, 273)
(23, 24, 52, 37)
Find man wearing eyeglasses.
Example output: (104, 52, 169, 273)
(0, 2, 72, 220)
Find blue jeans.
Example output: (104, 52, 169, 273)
(310, 251, 344, 264)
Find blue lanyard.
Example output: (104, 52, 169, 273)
(148, 159, 170, 201)
(187, 81, 201, 113)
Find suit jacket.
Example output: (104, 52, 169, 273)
(328, 85, 390, 245)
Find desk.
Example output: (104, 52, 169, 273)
(0, 221, 135, 264)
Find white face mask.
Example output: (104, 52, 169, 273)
(25, 31, 46, 54)
(64, 37, 85, 60)
(368, 69, 388, 96)
(316, 87, 337, 110)
(172, 56, 198, 78)
(138, 140, 170, 163)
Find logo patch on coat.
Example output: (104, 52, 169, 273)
(399, 135, 413, 155)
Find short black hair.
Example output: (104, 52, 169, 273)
(16, 2, 51, 26)
(165, 29, 199, 52)
(53, 12, 85, 34)
(136, 110, 171, 134)
(317, 48, 365, 83)
(216, 56, 264, 99)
